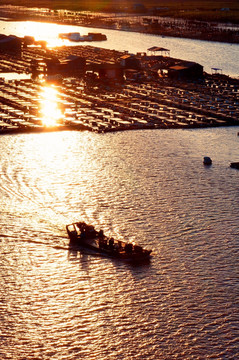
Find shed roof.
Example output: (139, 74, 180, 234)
(170, 65, 187, 71)
(120, 54, 132, 59)
(0, 34, 20, 44)
(147, 46, 169, 52)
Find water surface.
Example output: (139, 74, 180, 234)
(0, 128, 238, 359)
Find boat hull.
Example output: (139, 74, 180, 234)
(66, 223, 152, 262)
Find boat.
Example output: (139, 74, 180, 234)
(59, 32, 83, 41)
(87, 32, 107, 41)
(66, 222, 152, 261)
(59, 32, 107, 42)
(203, 156, 212, 165)
(230, 162, 239, 169)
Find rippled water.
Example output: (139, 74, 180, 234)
(0, 20, 239, 77)
(1, 128, 238, 359)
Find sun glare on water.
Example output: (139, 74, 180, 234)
(40, 85, 63, 127)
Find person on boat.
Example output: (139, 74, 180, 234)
(117, 241, 124, 253)
(114, 241, 121, 253)
(109, 238, 114, 250)
(134, 245, 143, 253)
(99, 239, 103, 248)
(80, 228, 86, 239)
(83, 224, 97, 238)
(98, 229, 104, 238)
(77, 222, 86, 232)
(125, 243, 133, 254)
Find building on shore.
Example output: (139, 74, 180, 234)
(0, 34, 22, 53)
(168, 61, 204, 80)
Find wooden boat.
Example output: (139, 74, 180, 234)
(66, 222, 152, 261)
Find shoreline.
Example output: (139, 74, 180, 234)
(0, 6, 239, 45)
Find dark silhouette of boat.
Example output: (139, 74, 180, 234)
(59, 32, 107, 42)
(203, 156, 212, 165)
(230, 162, 239, 169)
(66, 222, 152, 262)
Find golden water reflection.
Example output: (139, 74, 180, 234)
(14, 21, 86, 47)
(40, 85, 63, 127)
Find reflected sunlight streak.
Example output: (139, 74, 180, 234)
(40, 85, 63, 127)
(15, 21, 85, 47)
(18, 22, 62, 46)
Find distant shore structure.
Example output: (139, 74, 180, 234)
(147, 46, 170, 57)
(0, 4, 239, 44)
(212, 67, 222, 75)
(58, 32, 107, 42)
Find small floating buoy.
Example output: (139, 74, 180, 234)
(203, 156, 212, 165)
